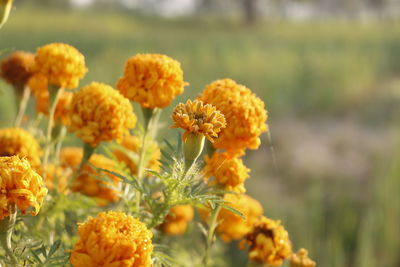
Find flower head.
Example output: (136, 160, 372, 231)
(200, 194, 263, 242)
(34, 43, 87, 89)
(117, 53, 187, 108)
(198, 79, 268, 155)
(68, 82, 137, 147)
(203, 152, 250, 193)
(0, 51, 35, 91)
(290, 248, 316, 267)
(241, 216, 292, 266)
(40, 164, 69, 194)
(161, 205, 194, 235)
(71, 211, 153, 267)
(0, 156, 48, 220)
(0, 128, 42, 169)
(113, 134, 161, 176)
(172, 99, 226, 142)
(60, 147, 121, 205)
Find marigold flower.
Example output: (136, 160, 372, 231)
(161, 205, 194, 235)
(172, 99, 226, 142)
(68, 82, 137, 147)
(203, 152, 250, 193)
(71, 211, 153, 267)
(241, 216, 292, 266)
(34, 43, 87, 89)
(200, 194, 263, 242)
(60, 147, 121, 205)
(0, 51, 35, 91)
(0, 156, 48, 220)
(290, 248, 316, 267)
(198, 79, 268, 154)
(40, 164, 69, 194)
(0, 128, 42, 169)
(113, 134, 161, 176)
(117, 53, 187, 108)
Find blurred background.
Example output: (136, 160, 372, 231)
(1, 1, 399, 266)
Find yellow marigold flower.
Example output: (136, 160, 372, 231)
(40, 164, 69, 194)
(68, 82, 137, 147)
(0, 128, 42, 169)
(172, 99, 226, 142)
(34, 43, 87, 89)
(0, 51, 35, 91)
(198, 79, 268, 154)
(0, 156, 48, 220)
(200, 194, 263, 242)
(203, 152, 250, 193)
(241, 216, 292, 266)
(60, 147, 121, 205)
(117, 53, 187, 108)
(71, 211, 153, 267)
(113, 134, 161, 176)
(161, 205, 194, 235)
(290, 248, 316, 267)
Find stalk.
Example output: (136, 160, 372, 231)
(203, 204, 222, 267)
(14, 85, 30, 127)
(0, 205, 17, 265)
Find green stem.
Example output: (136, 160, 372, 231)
(203, 204, 222, 267)
(0, 205, 17, 265)
(14, 85, 30, 127)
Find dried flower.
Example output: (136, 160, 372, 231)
(161, 205, 194, 235)
(34, 43, 87, 89)
(0, 156, 47, 220)
(203, 152, 250, 193)
(172, 99, 226, 142)
(68, 82, 137, 147)
(0, 128, 42, 169)
(70, 211, 153, 267)
(198, 79, 268, 155)
(0, 51, 35, 91)
(290, 248, 316, 267)
(60, 147, 121, 205)
(117, 53, 187, 108)
(241, 216, 292, 266)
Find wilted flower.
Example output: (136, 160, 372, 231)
(203, 152, 250, 193)
(60, 147, 121, 205)
(241, 216, 292, 266)
(172, 99, 226, 142)
(70, 211, 153, 267)
(161, 205, 194, 235)
(117, 53, 187, 109)
(68, 82, 137, 147)
(290, 248, 316, 267)
(0, 156, 48, 220)
(0, 127, 42, 169)
(33, 43, 87, 89)
(198, 79, 268, 155)
(0, 51, 35, 92)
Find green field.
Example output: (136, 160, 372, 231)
(1, 4, 400, 267)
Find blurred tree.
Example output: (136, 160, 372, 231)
(243, 0, 258, 24)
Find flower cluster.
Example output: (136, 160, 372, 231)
(117, 53, 187, 108)
(68, 82, 137, 147)
(70, 211, 153, 267)
(0, 156, 47, 219)
(161, 205, 194, 235)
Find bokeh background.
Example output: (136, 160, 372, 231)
(1, 1, 400, 266)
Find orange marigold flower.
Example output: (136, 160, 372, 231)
(0, 156, 48, 220)
(68, 82, 137, 147)
(200, 194, 263, 242)
(117, 53, 187, 108)
(290, 248, 316, 267)
(113, 134, 161, 176)
(203, 152, 250, 193)
(172, 99, 226, 142)
(161, 205, 194, 235)
(71, 211, 153, 267)
(241, 216, 292, 266)
(60, 147, 121, 205)
(198, 79, 268, 155)
(0, 127, 42, 169)
(34, 43, 87, 89)
(40, 164, 69, 194)
(0, 51, 35, 91)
